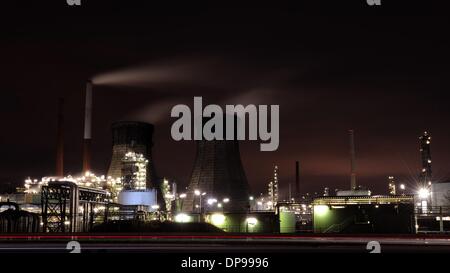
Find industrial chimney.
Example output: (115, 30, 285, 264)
(295, 161, 300, 199)
(419, 131, 432, 188)
(55, 98, 64, 177)
(349, 129, 357, 190)
(82, 81, 93, 174)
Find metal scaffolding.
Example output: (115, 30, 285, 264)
(41, 181, 109, 232)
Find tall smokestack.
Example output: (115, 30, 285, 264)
(295, 161, 300, 198)
(419, 131, 432, 188)
(82, 81, 93, 174)
(56, 98, 64, 177)
(349, 129, 356, 190)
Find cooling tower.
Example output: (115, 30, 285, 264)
(182, 117, 250, 213)
(107, 121, 156, 188)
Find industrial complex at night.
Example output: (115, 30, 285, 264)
(1, 1, 450, 260)
(1, 82, 449, 236)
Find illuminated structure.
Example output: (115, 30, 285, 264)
(203, 212, 278, 233)
(419, 131, 432, 188)
(388, 176, 396, 195)
(107, 121, 157, 189)
(24, 173, 122, 202)
(431, 181, 450, 207)
(312, 195, 415, 233)
(121, 152, 148, 190)
(161, 178, 176, 212)
(41, 181, 109, 232)
(268, 165, 279, 210)
(118, 189, 157, 211)
(107, 121, 165, 208)
(277, 201, 313, 233)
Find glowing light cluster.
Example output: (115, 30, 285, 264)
(418, 188, 430, 199)
(162, 178, 176, 212)
(210, 213, 226, 226)
(24, 172, 122, 202)
(175, 213, 191, 223)
(121, 152, 148, 190)
(267, 165, 279, 210)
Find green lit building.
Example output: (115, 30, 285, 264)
(174, 211, 279, 233)
(313, 195, 415, 234)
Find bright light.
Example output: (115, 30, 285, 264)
(314, 205, 329, 216)
(179, 193, 187, 199)
(165, 193, 174, 199)
(400, 184, 406, 190)
(246, 217, 258, 226)
(211, 213, 226, 226)
(175, 213, 191, 223)
(217, 203, 222, 208)
(151, 205, 160, 210)
(418, 188, 430, 199)
(249, 196, 254, 201)
(194, 190, 201, 196)
(223, 198, 230, 203)
(207, 198, 217, 205)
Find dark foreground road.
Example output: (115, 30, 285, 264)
(1, 235, 449, 253)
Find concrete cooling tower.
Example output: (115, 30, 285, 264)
(107, 121, 156, 188)
(182, 116, 250, 213)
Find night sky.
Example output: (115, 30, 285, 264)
(1, 2, 449, 197)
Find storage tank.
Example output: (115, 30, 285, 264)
(118, 189, 158, 211)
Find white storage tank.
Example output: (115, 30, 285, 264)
(118, 189, 157, 211)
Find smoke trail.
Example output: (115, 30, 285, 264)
(92, 60, 210, 87)
(125, 98, 190, 124)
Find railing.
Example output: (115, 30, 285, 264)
(323, 216, 354, 233)
(415, 206, 450, 234)
(414, 206, 450, 215)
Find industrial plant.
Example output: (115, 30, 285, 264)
(0, 80, 449, 235)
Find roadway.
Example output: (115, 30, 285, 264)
(1, 235, 450, 253)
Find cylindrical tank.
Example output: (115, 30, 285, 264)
(0, 202, 40, 233)
(118, 190, 157, 211)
